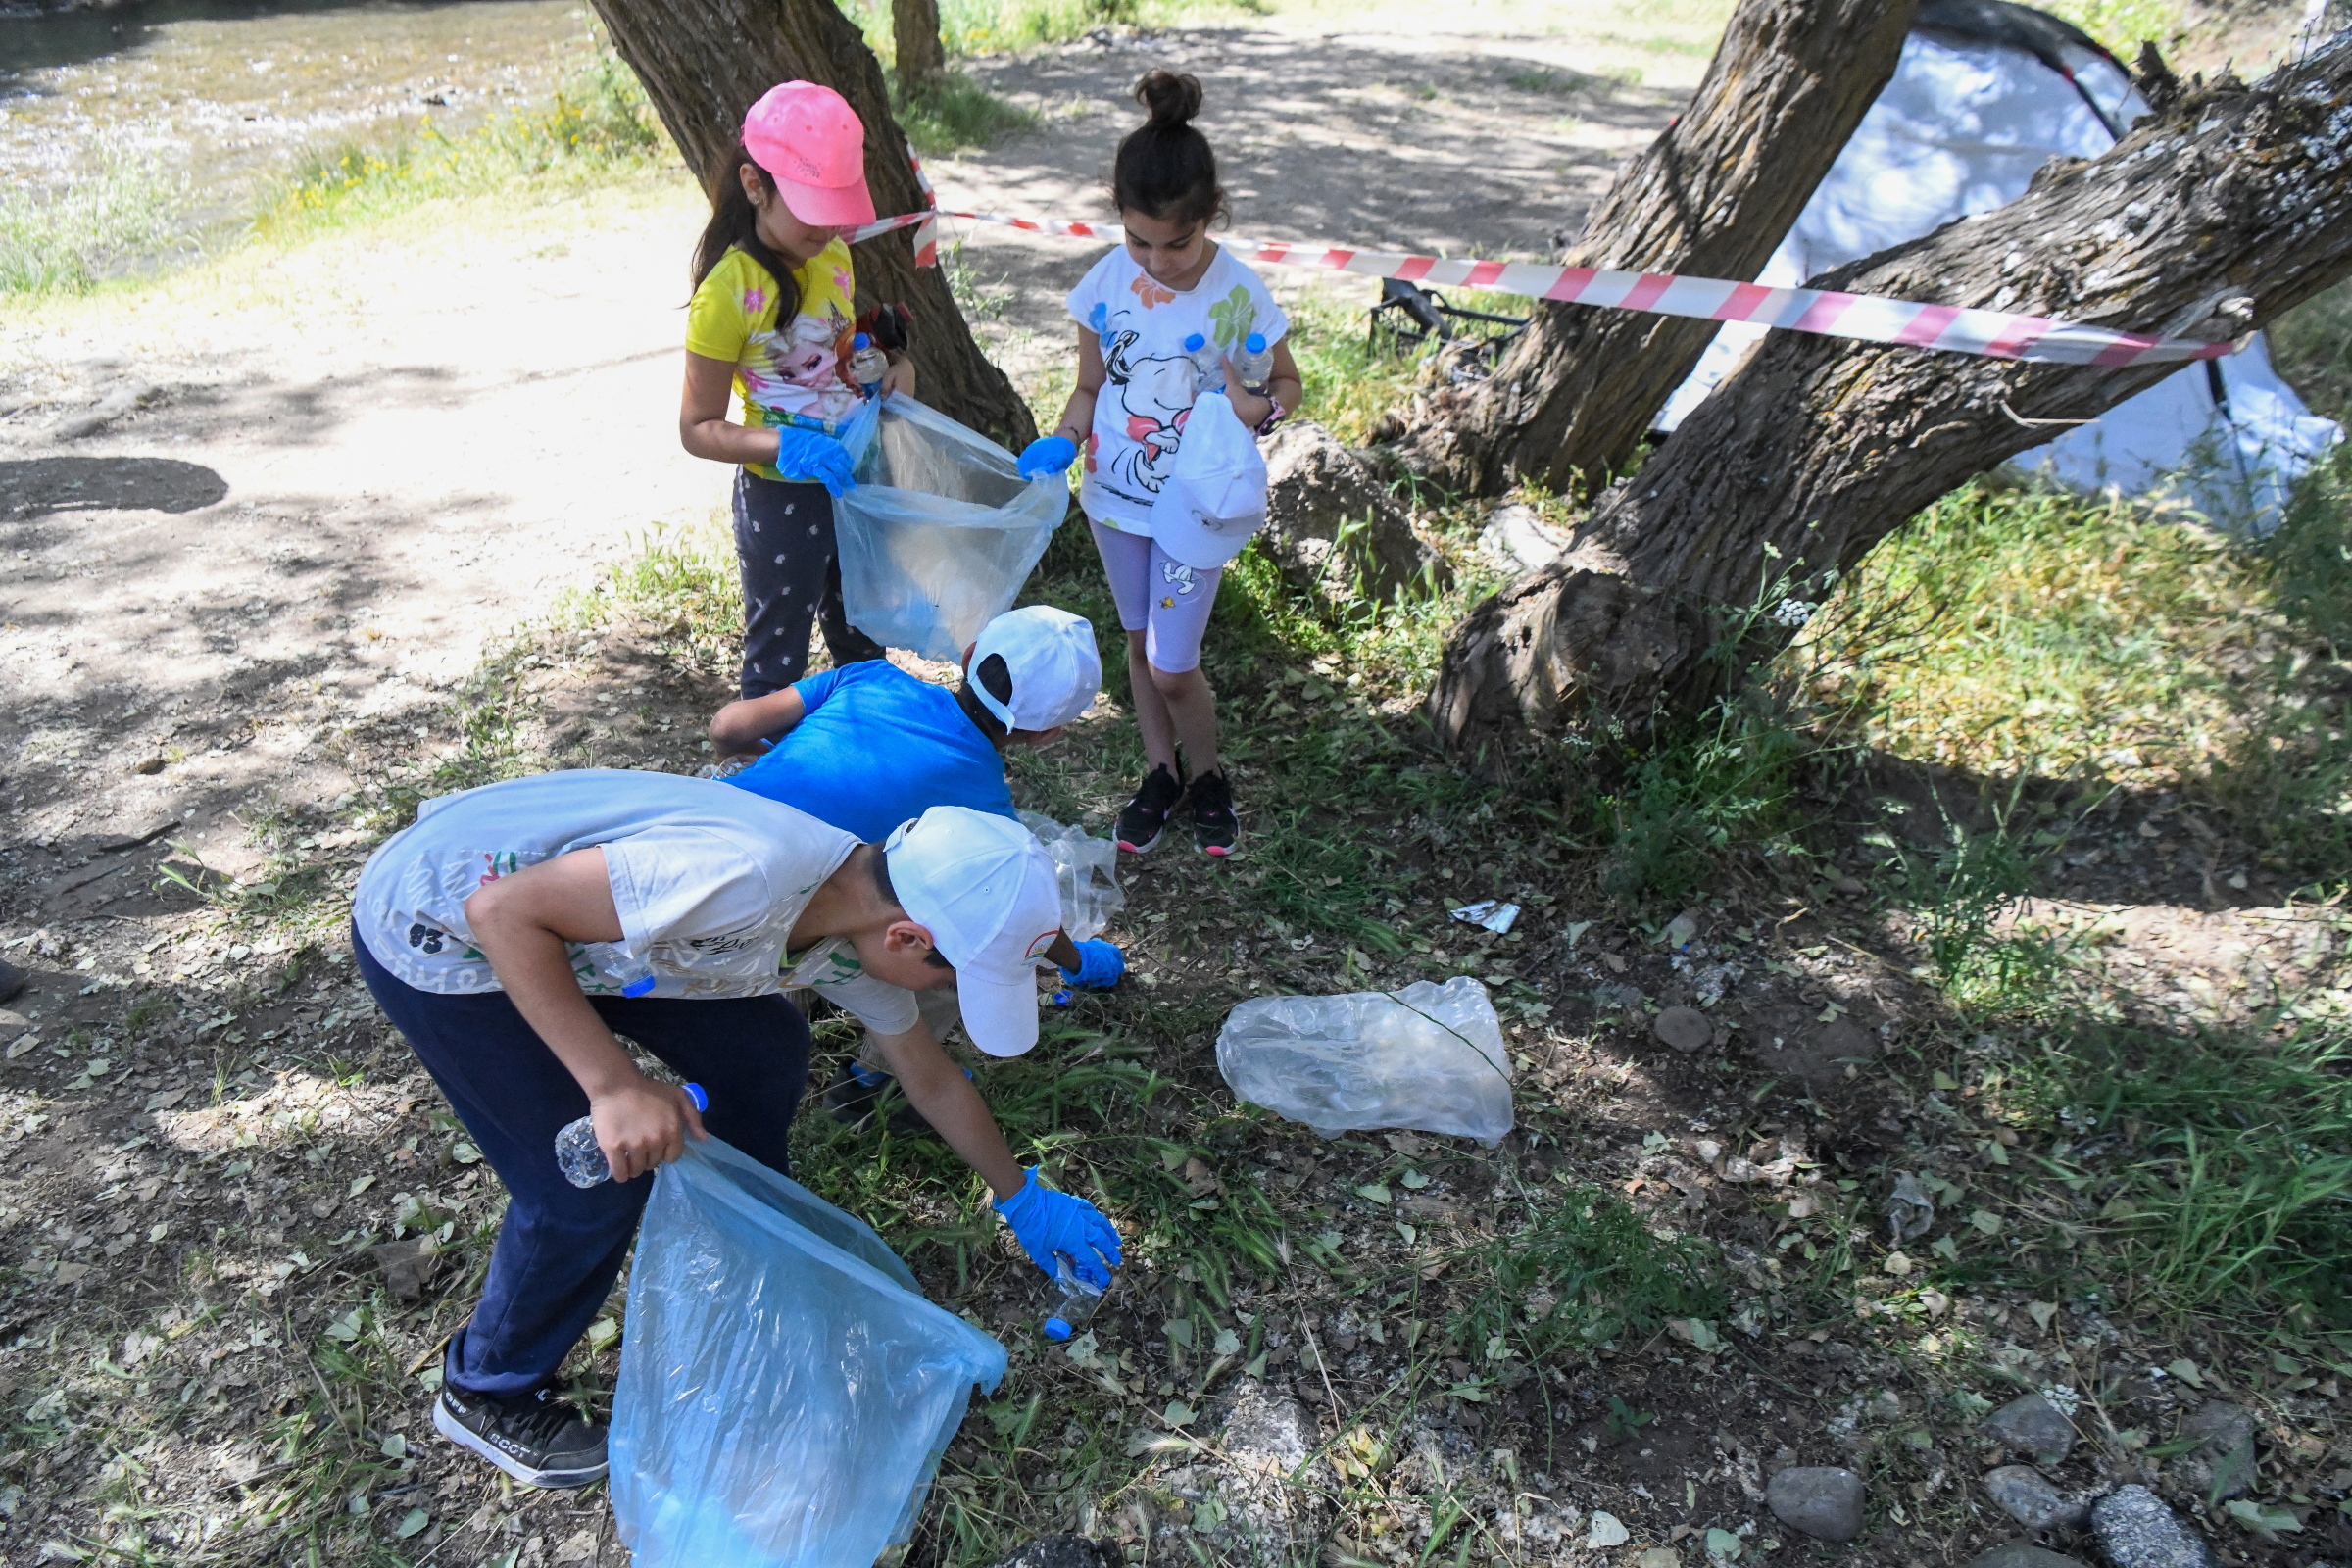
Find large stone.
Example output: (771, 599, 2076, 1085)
(1766, 1466, 1867, 1543)
(1984, 1465, 2093, 1531)
(1984, 1392, 2078, 1463)
(2171, 1402, 2256, 1500)
(2092, 1485, 2219, 1568)
(1259, 420, 1447, 603)
(1966, 1546, 2092, 1568)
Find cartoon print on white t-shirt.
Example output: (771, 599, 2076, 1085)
(1101, 329, 1196, 497)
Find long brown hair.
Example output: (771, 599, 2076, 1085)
(692, 140, 804, 321)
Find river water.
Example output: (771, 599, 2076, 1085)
(1, 0, 598, 206)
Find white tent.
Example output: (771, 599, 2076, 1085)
(1655, 0, 2340, 534)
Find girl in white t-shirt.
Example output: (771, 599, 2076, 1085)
(1026, 71, 1303, 858)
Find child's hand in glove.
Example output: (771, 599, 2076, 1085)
(992, 1168, 1122, 1286)
(773, 426, 858, 497)
(1017, 434, 1078, 479)
(1057, 938, 1125, 990)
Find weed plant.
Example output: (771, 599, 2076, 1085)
(0, 141, 194, 296)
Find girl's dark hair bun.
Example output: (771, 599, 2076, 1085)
(1135, 70, 1203, 129)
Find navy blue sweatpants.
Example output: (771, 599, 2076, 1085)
(354, 924, 811, 1397)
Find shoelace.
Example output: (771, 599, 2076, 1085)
(502, 1392, 586, 1446)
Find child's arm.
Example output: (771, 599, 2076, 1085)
(1226, 336, 1304, 434)
(710, 687, 808, 759)
(1049, 327, 1106, 446)
(681, 352, 787, 467)
(863, 1020, 1025, 1198)
(463, 849, 710, 1180)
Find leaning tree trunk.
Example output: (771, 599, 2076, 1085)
(893, 0, 947, 91)
(1395, 0, 1918, 495)
(1428, 37, 2352, 761)
(589, 0, 1036, 450)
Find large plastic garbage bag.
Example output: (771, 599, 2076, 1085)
(834, 396, 1066, 662)
(1215, 976, 1514, 1145)
(609, 1137, 1005, 1568)
(1017, 809, 1125, 942)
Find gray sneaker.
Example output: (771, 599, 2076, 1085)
(433, 1381, 608, 1489)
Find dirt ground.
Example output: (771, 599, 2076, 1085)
(4, 5, 2349, 1567)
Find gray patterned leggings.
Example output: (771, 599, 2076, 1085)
(731, 467, 885, 699)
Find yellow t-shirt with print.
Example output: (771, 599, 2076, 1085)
(684, 240, 861, 483)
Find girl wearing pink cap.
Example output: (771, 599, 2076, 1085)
(681, 81, 913, 700)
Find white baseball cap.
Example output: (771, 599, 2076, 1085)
(884, 806, 1063, 1057)
(968, 606, 1102, 733)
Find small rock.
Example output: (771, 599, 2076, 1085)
(1766, 1466, 1866, 1543)
(370, 1238, 445, 1305)
(1587, 1511, 1632, 1549)
(987, 1537, 1111, 1568)
(1830, 875, 1867, 897)
(2092, 1485, 2218, 1568)
(1965, 1546, 2091, 1568)
(1985, 1392, 2078, 1463)
(1984, 1465, 2092, 1531)
(1654, 1006, 1714, 1053)
(2171, 1402, 2255, 1500)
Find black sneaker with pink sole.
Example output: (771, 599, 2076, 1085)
(1115, 763, 1185, 854)
(1188, 768, 1240, 857)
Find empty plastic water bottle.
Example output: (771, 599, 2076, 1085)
(1234, 331, 1273, 394)
(1040, 1256, 1107, 1341)
(557, 1083, 709, 1188)
(1181, 332, 1225, 395)
(850, 333, 889, 399)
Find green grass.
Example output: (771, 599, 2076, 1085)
(253, 49, 667, 243)
(891, 72, 1045, 156)
(0, 141, 194, 296)
(2272, 279, 2352, 422)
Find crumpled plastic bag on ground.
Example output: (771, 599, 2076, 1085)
(1215, 976, 1514, 1144)
(609, 1137, 1005, 1568)
(1017, 810, 1124, 942)
(833, 396, 1065, 662)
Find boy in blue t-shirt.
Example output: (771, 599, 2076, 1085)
(710, 608, 1126, 1107)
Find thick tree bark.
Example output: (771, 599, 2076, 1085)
(588, 0, 1036, 449)
(1395, 0, 1918, 495)
(893, 0, 947, 91)
(1428, 36, 2352, 761)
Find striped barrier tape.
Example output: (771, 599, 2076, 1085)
(847, 197, 2235, 369)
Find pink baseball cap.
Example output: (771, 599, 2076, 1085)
(743, 81, 877, 228)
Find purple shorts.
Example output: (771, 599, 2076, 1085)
(1090, 521, 1221, 674)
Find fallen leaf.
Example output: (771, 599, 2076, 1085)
(551, 1528, 599, 1562)
(1163, 1399, 1196, 1427)
(378, 1433, 407, 1459)
(1786, 1193, 1819, 1219)
(1918, 1289, 1950, 1319)
(1213, 1327, 1242, 1357)
(1706, 1527, 1744, 1562)
(1969, 1209, 2003, 1236)
(348, 1175, 376, 1198)
(2167, 1357, 2206, 1389)
(395, 1507, 429, 1540)
(2225, 1500, 2302, 1541)
(1638, 1551, 1681, 1568)
(1883, 1251, 1914, 1277)
(2027, 1300, 2059, 1332)
(1588, 1511, 1631, 1549)
(450, 1143, 481, 1165)
(1383, 1132, 1425, 1156)
(1930, 1235, 1960, 1262)
(1400, 1169, 1430, 1190)
(1354, 1182, 1393, 1205)
(585, 1316, 618, 1349)
(1181, 1156, 1218, 1196)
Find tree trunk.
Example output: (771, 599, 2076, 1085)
(1428, 38, 2352, 761)
(893, 0, 947, 91)
(1395, 0, 1918, 496)
(588, 0, 1036, 450)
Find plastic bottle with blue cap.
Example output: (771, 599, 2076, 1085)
(850, 333, 889, 399)
(1040, 1256, 1107, 1341)
(1181, 332, 1225, 396)
(556, 1083, 708, 1188)
(1233, 332, 1273, 395)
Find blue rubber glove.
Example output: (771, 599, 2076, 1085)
(772, 425, 858, 497)
(993, 1168, 1122, 1287)
(1017, 434, 1077, 479)
(1057, 938, 1125, 990)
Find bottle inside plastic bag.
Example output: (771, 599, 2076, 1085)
(1014, 809, 1125, 942)
(1214, 976, 1515, 1145)
(609, 1138, 1005, 1568)
(832, 396, 1065, 662)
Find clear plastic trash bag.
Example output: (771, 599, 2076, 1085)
(834, 396, 1066, 662)
(1215, 976, 1515, 1145)
(609, 1137, 1005, 1568)
(1016, 809, 1125, 942)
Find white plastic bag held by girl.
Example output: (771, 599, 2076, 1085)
(1016, 810, 1125, 942)
(833, 396, 1065, 662)
(609, 1137, 1005, 1568)
(1149, 391, 1268, 570)
(1215, 976, 1514, 1145)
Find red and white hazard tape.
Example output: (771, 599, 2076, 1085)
(848, 195, 2233, 368)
